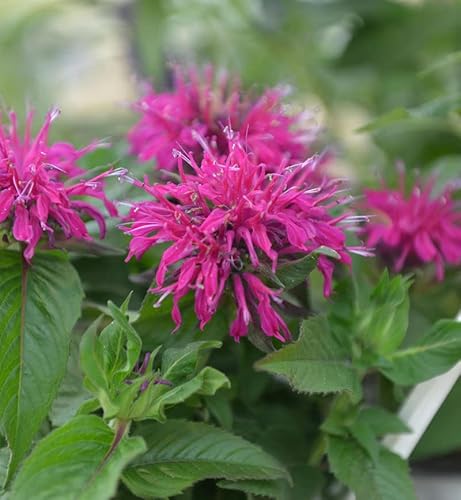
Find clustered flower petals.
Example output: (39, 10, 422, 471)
(128, 66, 312, 173)
(123, 134, 361, 342)
(0, 109, 116, 261)
(364, 174, 461, 280)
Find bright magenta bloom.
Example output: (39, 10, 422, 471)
(123, 134, 361, 342)
(128, 66, 311, 172)
(364, 176, 461, 279)
(0, 110, 117, 261)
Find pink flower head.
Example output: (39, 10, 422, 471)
(123, 134, 362, 342)
(0, 109, 118, 261)
(364, 173, 461, 280)
(128, 65, 312, 172)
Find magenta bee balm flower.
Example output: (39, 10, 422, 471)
(128, 66, 311, 173)
(123, 134, 362, 342)
(364, 175, 461, 279)
(0, 109, 117, 261)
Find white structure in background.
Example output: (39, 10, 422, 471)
(383, 311, 461, 459)
(344, 311, 461, 500)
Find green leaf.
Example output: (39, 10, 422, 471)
(128, 366, 230, 421)
(0, 448, 9, 492)
(358, 108, 411, 132)
(77, 398, 101, 416)
(348, 420, 380, 462)
(204, 391, 233, 430)
(218, 466, 325, 500)
(162, 341, 223, 382)
(49, 329, 92, 427)
(255, 316, 361, 399)
(123, 420, 289, 498)
(80, 298, 144, 419)
(321, 395, 358, 437)
(358, 96, 461, 133)
(379, 319, 461, 385)
(218, 479, 283, 498)
(0, 250, 83, 480)
(356, 407, 410, 437)
(322, 400, 409, 462)
(11, 415, 146, 500)
(419, 51, 461, 76)
(80, 296, 142, 395)
(79, 315, 105, 391)
(80, 316, 117, 416)
(414, 94, 461, 119)
(105, 298, 142, 383)
(322, 403, 408, 463)
(327, 436, 416, 500)
(358, 272, 411, 355)
(276, 255, 317, 289)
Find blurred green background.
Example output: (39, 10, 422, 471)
(2, 0, 461, 465)
(2, 0, 461, 184)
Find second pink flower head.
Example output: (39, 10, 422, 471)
(128, 66, 313, 173)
